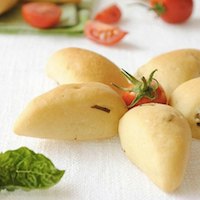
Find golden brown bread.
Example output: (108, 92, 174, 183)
(14, 82, 127, 140)
(46, 47, 129, 95)
(170, 77, 200, 139)
(135, 49, 200, 99)
(119, 103, 191, 192)
(0, 0, 19, 15)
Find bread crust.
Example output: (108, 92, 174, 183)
(135, 49, 200, 99)
(46, 47, 129, 94)
(14, 82, 127, 140)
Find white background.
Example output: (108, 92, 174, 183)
(0, 0, 200, 199)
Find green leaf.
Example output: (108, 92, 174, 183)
(0, 147, 65, 192)
(150, 3, 166, 16)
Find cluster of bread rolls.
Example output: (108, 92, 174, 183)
(119, 49, 200, 192)
(13, 47, 200, 192)
(14, 48, 128, 140)
(135, 49, 200, 139)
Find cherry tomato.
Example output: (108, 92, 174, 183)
(94, 4, 122, 24)
(22, 2, 61, 29)
(122, 82, 167, 107)
(150, 0, 193, 23)
(84, 20, 127, 46)
(113, 69, 167, 108)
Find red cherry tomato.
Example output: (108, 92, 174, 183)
(122, 83, 167, 107)
(94, 4, 122, 24)
(150, 0, 193, 23)
(84, 20, 127, 46)
(22, 2, 61, 29)
(113, 69, 167, 108)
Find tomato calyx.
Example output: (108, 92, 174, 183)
(128, 0, 193, 24)
(113, 69, 159, 108)
(127, 1, 166, 17)
(150, 3, 166, 16)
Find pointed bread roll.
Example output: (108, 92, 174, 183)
(170, 77, 200, 139)
(14, 82, 127, 140)
(0, 0, 18, 15)
(119, 103, 191, 192)
(46, 47, 129, 94)
(135, 49, 200, 99)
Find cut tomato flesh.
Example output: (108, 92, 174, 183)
(84, 20, 127, 46)
(94, 4, 122, 24)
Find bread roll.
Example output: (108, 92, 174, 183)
(14, 82, 127, 140)
(119, 103, 191, 192)
(170, 77, 200, 139)
(46, 47, 129, 94)
(135, 49, 200, 99)
(0, 0, 18, 15)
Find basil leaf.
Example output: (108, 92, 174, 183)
(0, 147, 65, 191)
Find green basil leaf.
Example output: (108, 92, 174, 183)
(0, 147, 65, 191)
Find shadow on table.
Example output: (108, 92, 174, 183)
(116, 41, 140, 50)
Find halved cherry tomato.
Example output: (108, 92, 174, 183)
(22, 2, 61, 29)
(150, 0, 193, 23)
(113, 69, 167, 108)
(94, 4, 122, 24)
(84, 20, 127, 46)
